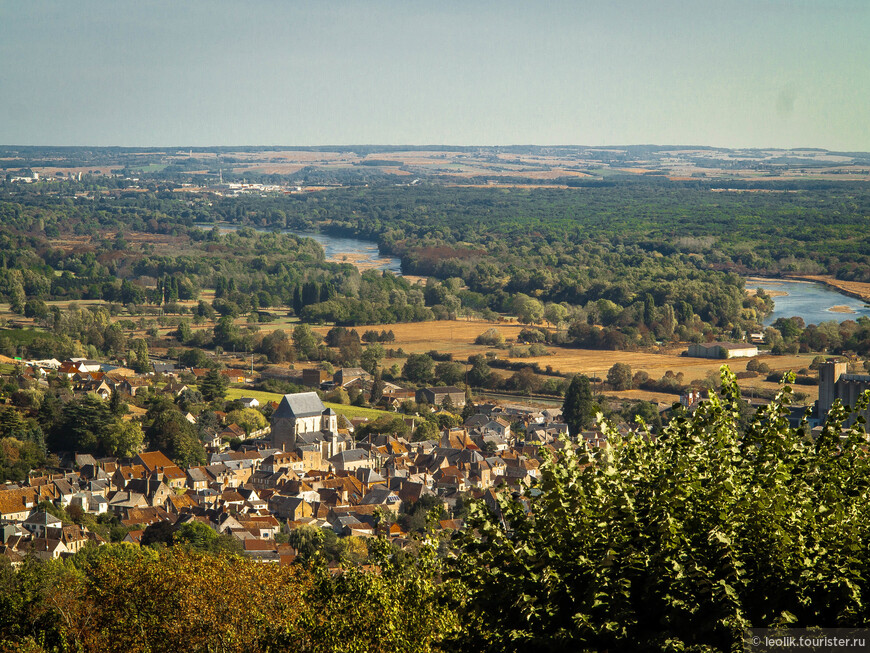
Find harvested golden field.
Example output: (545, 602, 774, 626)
(33, 166, 117, 176)
(48, 232, 188, 253)
(242, 164, 306, 175)
(229, 150, 346, 163)
(446, 183, 574, 190)
(309, 319, 817, 403)
(312, 319, 528, 359)
(521, 348, 813, 386)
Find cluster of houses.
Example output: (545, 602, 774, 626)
(19, 357, 249, 399)
(0, 390, 576, 565)
(302, 366, 466, 411)
(22, 358, 453, 416)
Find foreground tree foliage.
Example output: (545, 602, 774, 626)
(0, 539, 458, 653)
(452, 368, 870, 652)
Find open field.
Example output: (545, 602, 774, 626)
(0, 298, 820, 408)
(311, 318, 810, 378)
(310, 319, 819, 405)
(17, 145, 870, 190)
(312, 318, 528, 360)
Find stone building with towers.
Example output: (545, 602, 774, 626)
(270, 392, 350, 460)
(818, 361, 870, 426)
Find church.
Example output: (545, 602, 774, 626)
(270, 392, 351, 459)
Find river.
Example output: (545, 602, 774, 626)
(196, 223, 403, 274)
(747, 278, 870, 326)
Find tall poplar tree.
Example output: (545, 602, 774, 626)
(562, 374, 598, 434)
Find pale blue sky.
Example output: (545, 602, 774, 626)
(1, 1, 867, 149)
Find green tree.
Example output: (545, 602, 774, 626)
(174, 521, 242, 554)
(606, 362, 633, 390)
(140, 520, 177, 547)
(102, 419, 144, 458)
(147, 408, 206, 468)
(512, 293, 545, 325)
(435, 361, 465, 386)
(413, 419, 439, 442)
(129, 338, 151, 374)
(176, 319, 192, 344)
(467, 355, 493, 388)
(23, 299, 49, 319)
(213, 316, 240, 349)
(108, 390, 126, 417)
(562, 374, 598, 433)
(544, 303, 569, 329)
(49, 395, 115, 454)
(199, 368, 228, 402)
(179, 347, 211, 368)
(287, 524, 339, 564)
(360, 343, 386, 375)
(403, 353, 434, 385)
(454, 369, 870, 651)
(258, 329, 295, 364)
(8, 281, 26, 315)
(623, 400, 662, 432)
(370, 369, 385, 405)
(292, 324, 319, 360)
(225, 408, 266, 434)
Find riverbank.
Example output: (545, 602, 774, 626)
(745, 276, 870, 326)
(786, 275, 870, 303)
(745, 286, 788, 298)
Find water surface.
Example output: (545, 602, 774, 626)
(748, 278, 870, 326)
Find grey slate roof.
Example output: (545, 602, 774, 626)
(23, 511, 62, 528)
(425, 386, 463, 394)
(360, 487, 400, 505)
(464, 414, 490, 428)
(329, 449, 371, 465)
(75, 453, 98, 468)
(187, 468, 210, 483)
(356, 468, 385, 484)
(273, 392, 326, 419)
(297, 431, 329, 445)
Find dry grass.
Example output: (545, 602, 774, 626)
(312, 319, 528, 359)
(306, 319, 817, 403)
(243, 164, 306, 175)
(22, 148, 866, 189)
(33, 166, 117, 176)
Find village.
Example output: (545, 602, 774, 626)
(0, 354, 593, 565)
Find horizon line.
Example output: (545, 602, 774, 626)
(1, 143, 867, 155)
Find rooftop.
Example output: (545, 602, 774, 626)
(272, 392, 326, 419)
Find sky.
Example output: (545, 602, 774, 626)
(1, 0, 868, 150)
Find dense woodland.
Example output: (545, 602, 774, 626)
(1, 176, 869, 357)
